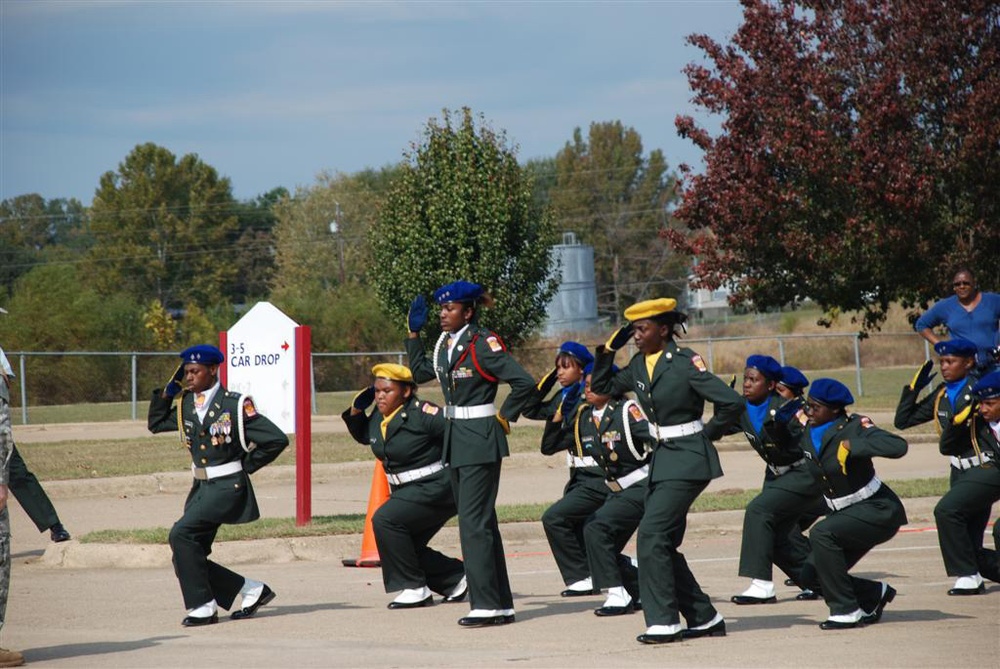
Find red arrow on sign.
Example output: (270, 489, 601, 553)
(281, 341, 290, 351)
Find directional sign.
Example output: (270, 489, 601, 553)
(224, 302, 299, 433)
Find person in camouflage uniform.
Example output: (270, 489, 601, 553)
(0, 333, 26, 666)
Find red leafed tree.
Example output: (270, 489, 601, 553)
(670, 0, 1000, 330)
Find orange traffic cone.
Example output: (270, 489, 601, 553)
(342, 459, 391, 568)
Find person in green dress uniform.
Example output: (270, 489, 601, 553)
(148, 344, 288, 627)
(770, 378, 906, 629)
(934, 368, 1000, 595)
(895, 338, 999, 591)
(342, 363, 466, 609)
(591, 297, 744, 644)
(405, 281, 537, 627)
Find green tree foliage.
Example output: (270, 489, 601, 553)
(0, 194, 87, 300)
(372, 108, 559, 348)
(269, 169, 402, 388)
(2, 264, 150, 404)
(228, 187, 289, 304)
(87, 143, 240, 310)
(672, 0, 1000, 330)
(548, 122, 684, 319)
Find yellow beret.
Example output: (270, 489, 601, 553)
(623, 298, 677, 322)
(371, 363, 414, 384)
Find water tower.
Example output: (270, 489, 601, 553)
(543, 232, 599, 336)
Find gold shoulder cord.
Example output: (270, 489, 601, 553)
(933, 387, 946, 436)
(175, 391, 188, 446)
(970, 412, 983, 461)
(573, 404, 585, 458)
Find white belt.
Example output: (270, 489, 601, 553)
(443, 403, 496, 420)
(825, 476, 882, 511)
(610, 464, 650, 491)
(192, 461, 243, 481)
(768, 457, 807, 477)
(950, 453, 992, 470)
(385, 462, 445, 486)
(649, 420, 704, 440)
(568, 454, 599, 468)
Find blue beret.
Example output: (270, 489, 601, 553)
(558, 341, 594, 366)
(778, 366, 810, 391)
(434, 281, 484, 305)
(934, 338, 978, 358)
(808, 378, 854, 407)
(746, 354, 782, 381)
(972, 371, 1000, 400)
(180, 344, 224, 366)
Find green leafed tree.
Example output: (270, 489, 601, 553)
(371, 108, 559, 348)
(547, 121, 684, 320)
(86, 143, 239, 310)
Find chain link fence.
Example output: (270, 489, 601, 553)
(6, 332, 932, 425)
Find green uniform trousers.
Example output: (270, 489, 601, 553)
(739, 483, 818, 583)
(8, 446, 60, 533)
(583, 484, 644, 596)
(371, 473, 465, 594)
(934, 464, 1000, 577)
(638, 479, 717, 628)
(451, 462, 514, 611)
(541, 476, 608, 585)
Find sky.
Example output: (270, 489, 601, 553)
(1, 0, 745, 205)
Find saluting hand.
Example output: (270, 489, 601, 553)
(351, 385, 376, 413)
(909, 359, 936, 392)
(163, 363, 185, 399)
(408, 295, 428, 333)
(604, 322, 634, 351)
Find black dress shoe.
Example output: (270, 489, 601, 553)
(730, 594, 776, 605)
(594, 602, 635, 617)
(784, 578, 797, 587)
(637, 631, 682, 644)
(947, 584, 985, 596)
(182, 613, 219, 627)
(682, 620, 726, 639)
(442, 583, 468, 603)
(387, 595, 433, 610)
(863, 584, 896, 624)
(458, 614, 515, 627)
(795, 590, 821, 601)
(50, 524, 71, 543)
(819, 619, 863, 630)
(560, 588, 600, 597)
(231, 585, 276, 620)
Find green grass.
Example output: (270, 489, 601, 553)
(79, 477, 950, 545)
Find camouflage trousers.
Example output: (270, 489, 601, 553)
(1, 396, 12, 633)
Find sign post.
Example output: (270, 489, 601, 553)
(220, 302, 312, 526)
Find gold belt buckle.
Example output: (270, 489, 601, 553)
(605, 480, 623, 493)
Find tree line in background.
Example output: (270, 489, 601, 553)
(1, 0, 997, 403)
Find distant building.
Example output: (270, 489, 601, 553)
(543, 233, 600, 336)
(686, 271, 734, 320)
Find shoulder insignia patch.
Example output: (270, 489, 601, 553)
(691, 354, 708, 372)
(796, 409, 809, 426)
(486, 335, 504, 353)
(859, 415, 875, 429)
(628, 404, 644, 421)
(422, 403, 440, 416)
(243, 397, 258, 418)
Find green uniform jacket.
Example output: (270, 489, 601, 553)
(591, 340, 744, 483)
(148, 388, 288, 524)
(940, 409, 1000, 462)
(894, 377, 980, 458)
(798, 413, 908, 520)
(543, 398, 655, 486)
(735, 394, 820, 495)
(341, 395, 448, 484)
(406, 324, 537, 467)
